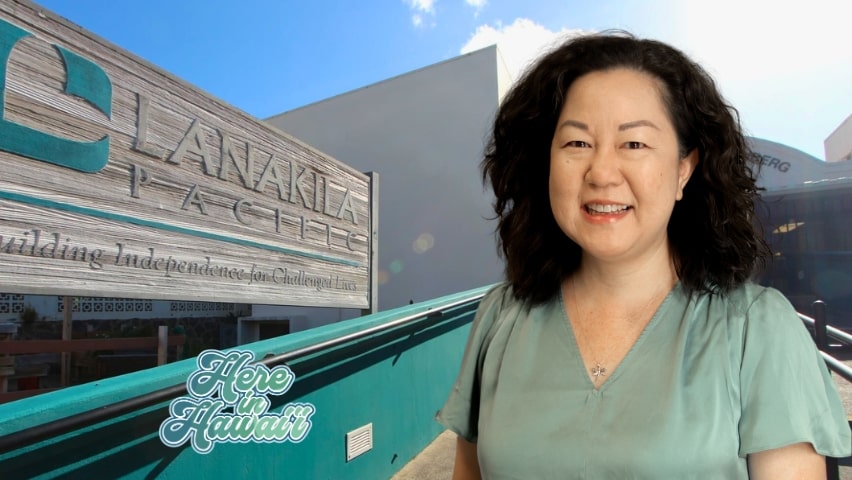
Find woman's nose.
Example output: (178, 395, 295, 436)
(584, 148, 622, 187)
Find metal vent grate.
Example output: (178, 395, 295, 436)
(346, 423, 373, 462)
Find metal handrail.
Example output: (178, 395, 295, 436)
(799, 313, 852, 346)
(262, 292, 485, 366)
(0, 291, 486, 454)
(801, 308, 852, 480)
(821, 351, 852, 383)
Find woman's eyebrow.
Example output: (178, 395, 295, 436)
(556, 119, 589, 131)
(619, 119, 660, 131)
(555, 119, 660, 131)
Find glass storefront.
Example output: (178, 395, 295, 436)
(757, 181, 852, 329)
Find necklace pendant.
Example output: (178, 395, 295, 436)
(591, 363, 607, 378)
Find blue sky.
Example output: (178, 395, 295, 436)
(32, 0, 851, 160)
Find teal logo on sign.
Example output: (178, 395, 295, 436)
(159, 349, 316, 454)
(0, 18, 111, 173)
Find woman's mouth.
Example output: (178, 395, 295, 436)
(584, 203, 632, 215)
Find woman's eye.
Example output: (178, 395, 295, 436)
(624, 141, 646, 149)
(564, 140, 590, 148)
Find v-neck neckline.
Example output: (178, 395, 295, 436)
(557, 282, 681, 392)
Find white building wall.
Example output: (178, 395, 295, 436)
(751, 136, 852, 194)
(825, 113, 852, 163)
(265, 46, 507, 315)
(495, 48, 514, 101)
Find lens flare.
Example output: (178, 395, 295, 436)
(389, 260, 404, 274)
(412, 233, 435, 254)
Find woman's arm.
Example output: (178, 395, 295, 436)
(747, 442, 825, 480)
(452, 436, 481, 480)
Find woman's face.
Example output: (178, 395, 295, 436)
(549, 68, 697, 266)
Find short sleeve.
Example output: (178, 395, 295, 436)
(738, 287, 851, 457)
(435, 284, 508, 442)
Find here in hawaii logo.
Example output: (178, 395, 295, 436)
(159, 349, 315, 454)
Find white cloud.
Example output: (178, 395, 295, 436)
(459, 4, 852, 159)
(669, 0, 849, 84)
(664, 0, 852, 158)
(405, 0, 436, 27)
(461, 18, 588, 79)
(465, 0, 487, 14)
(407, 0, 435, 13)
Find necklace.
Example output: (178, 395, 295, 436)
(568, 276, 668, 383)
(568, 278, 610, 383)
(590, 363, 607, 379)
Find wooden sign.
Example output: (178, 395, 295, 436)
(0, 1, 375, 309)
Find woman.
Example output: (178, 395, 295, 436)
(436, 32, 851, 479)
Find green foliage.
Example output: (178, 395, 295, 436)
(119, 324, 155, 338)
(19, 305, 38, 324)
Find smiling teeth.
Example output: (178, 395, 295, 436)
(586, 204, 630, 214)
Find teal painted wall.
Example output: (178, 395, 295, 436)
(0, 286, 492, 479)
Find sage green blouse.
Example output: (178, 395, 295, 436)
(436, 282, 851, 479)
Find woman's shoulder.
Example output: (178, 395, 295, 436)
(703, 282, 795, 315)
(478, 281, 556, 317)
(472, 282, 549, 342)
(706, 282, 804, 333)
(475, 282, 524, 327)
(691, 283, 816, 367)
(480, 281, 519, 307)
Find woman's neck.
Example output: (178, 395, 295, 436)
(571, 248, 679, 313)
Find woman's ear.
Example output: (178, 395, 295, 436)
(676, 149, 699, 201)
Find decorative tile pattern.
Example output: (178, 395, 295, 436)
(169, 302, 235, 314)
(0, 293, 25, 314)
(57, 297, 154, 313)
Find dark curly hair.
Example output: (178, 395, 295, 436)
(483, 31, 771, 305)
